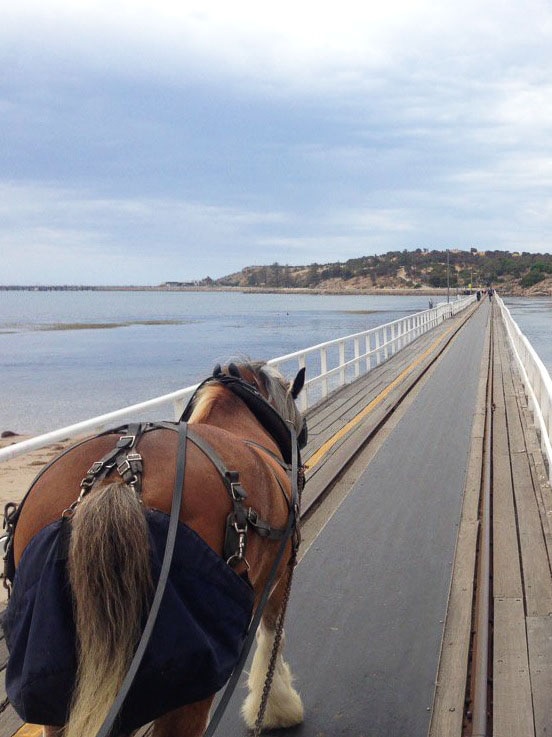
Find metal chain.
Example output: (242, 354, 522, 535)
(253, 554, 297, 737)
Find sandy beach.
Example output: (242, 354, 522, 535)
(0, 434, 76, 605)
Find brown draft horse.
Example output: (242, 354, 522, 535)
(7, 361, 306, 737)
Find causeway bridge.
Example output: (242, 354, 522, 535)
(1, 294, 551, 737)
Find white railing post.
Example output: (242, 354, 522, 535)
(339, 341, 346, 385)
(321, 347, 329, 400)
(354, 337, 361, 378)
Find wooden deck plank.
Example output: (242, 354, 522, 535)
(510, 451, 552, 616)
(493, 597, 534, 737)
(493, 311, 552, 737)
(527, 616, 552, 737)
(500, 310, 552, 616)
(0, 638, 8, 673)
(0, 697, 22, 737)
(496, 316, 552, 615)
(492, 340, 523, 599)
(510, 359, 552, 569)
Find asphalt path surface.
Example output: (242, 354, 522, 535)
(216, 302, 490, 737)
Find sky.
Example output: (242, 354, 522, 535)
(2, 0, 552, 285)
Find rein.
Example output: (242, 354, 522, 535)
(96, 420, 189, 737)
(203, 425, 301, 737)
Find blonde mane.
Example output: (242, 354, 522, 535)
(187, 383, 227, 423)
(259, 363, 303, 435)
(187, 362, 304, 434)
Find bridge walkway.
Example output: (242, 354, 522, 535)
(216, 299, 552, 737)
(2, 299, 552, 737)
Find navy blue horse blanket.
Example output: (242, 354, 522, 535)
(2, 509, 254, 730)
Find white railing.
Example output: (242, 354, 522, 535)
(0, 294, 476, 463)
(270, 294, 475, 412)
(496, 295, 552, 482)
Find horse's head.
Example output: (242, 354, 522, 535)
(213, 361, 307, 449)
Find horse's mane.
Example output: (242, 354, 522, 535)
(258, 363, 303, 435)
(188, 384, 227, 423)
(188, 361, 303, 435)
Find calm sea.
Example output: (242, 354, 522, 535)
(503, 296, 552, 373)
(0, 290, 549, 434)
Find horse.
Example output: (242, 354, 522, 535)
(3, 361, 307, 737)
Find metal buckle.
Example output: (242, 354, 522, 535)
(117, 434, 136, 448)
(226, 519, 250, 569)
(247, 508, 258, 524)
(230, 481, 247, 501)
(118, 453, 142, 476)
(87, 460, 104, 475)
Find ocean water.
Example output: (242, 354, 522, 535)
(0, 290, 434, 434)
(1, 290, 549, 435)
(503, 296, 552, 373)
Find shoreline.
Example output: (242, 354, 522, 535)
(1, 285, 547, 296)
(0, 284, 552, 299)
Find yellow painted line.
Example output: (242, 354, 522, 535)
(12, 726, 43, 737)
(305, 325, 455, 471)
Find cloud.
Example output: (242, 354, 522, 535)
(4, 0, 549, 93)
(1, 0, 552, 285)
(0, 182, 296, 282)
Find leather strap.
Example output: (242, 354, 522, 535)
(95, 421, 189, 737)
(187, 429, 289, 546)
(202, 426, 300, 737)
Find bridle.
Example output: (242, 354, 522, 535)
(181, 363, 308, 461)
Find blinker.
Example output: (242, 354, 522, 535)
(297, 421, 308, 450)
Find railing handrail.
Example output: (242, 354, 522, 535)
(496, 294, 552, 482)
(265, 300, 456, 364)
(0, 294, 475, 464)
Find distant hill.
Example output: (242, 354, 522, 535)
(193, 248, 552, 295)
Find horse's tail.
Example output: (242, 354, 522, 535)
(65, 481, 152, 737)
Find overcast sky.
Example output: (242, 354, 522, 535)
(2, 0, 552, 284)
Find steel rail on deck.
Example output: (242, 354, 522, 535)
(470, 305, 494, 737)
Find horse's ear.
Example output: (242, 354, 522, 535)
(213, 363, 222, 377)
(291, 367, 306, 399)
(228, 363, 241, 378)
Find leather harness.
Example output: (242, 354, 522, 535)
(4, 371, 306, 584)
(2, 370, 307, 737)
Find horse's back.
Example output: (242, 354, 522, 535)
(14, 423, 289, 568)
